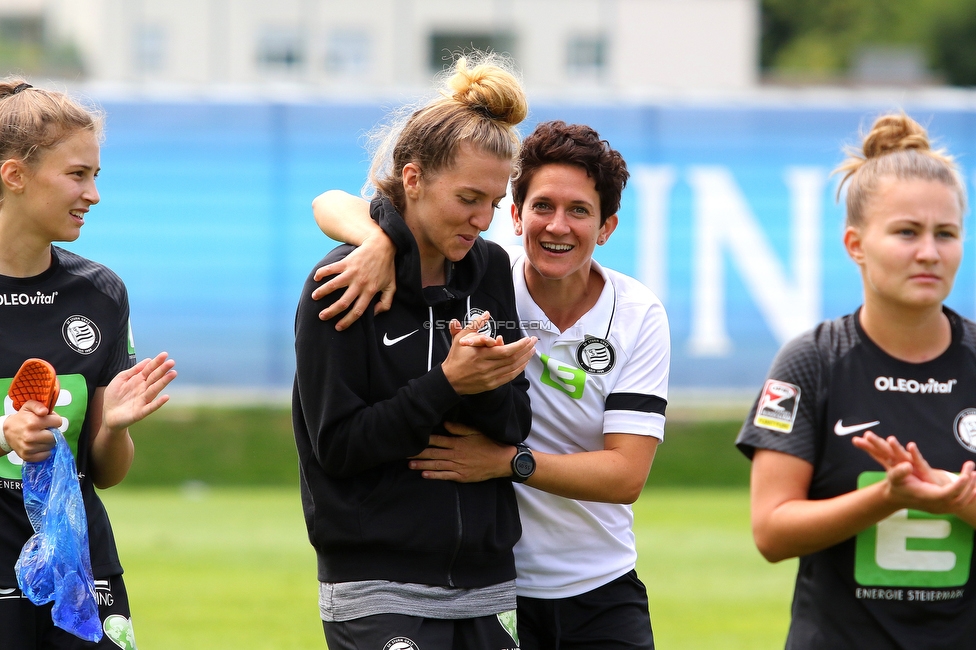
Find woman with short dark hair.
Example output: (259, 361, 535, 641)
(310, 119, 670, 649)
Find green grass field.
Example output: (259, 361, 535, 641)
(98, 408, 794, 648)
(124, 407, 754, 489)
(101, 486, 795, 649)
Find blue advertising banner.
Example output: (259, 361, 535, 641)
(59, 99, 976, 392)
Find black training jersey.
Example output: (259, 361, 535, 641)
(0, 247, 135, 585)
(737, 308, 976, 650)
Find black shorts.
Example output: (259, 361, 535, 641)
(517, 569, 654, 650)
(0, 575, 136, 649)
(324, 612, 521, 650)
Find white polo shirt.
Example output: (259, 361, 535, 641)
(508, 250, 671, 599)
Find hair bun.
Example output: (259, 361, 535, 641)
(445, 55, 528, 127)
(834, 111, 964, 227)
(862, 114, 931, 159)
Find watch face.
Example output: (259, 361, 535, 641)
(514, 453, 535, 477)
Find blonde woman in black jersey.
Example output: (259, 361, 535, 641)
(737, 114, 976, 649)
(0, 79, 175, 648)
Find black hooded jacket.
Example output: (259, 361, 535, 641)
(293, 196, 532, 588)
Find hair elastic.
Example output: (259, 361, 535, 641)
(472, 103, 504, 121)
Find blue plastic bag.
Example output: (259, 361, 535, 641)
(15, 428, 102, 642)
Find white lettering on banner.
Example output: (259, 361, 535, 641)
(685, 166, 826, 357)
(876, 509, 956, 572)
(633, 166, 677, 302)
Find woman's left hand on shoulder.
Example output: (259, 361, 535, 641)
(312, 233, 396, 330)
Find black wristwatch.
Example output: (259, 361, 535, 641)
(511, 443, 536, 483)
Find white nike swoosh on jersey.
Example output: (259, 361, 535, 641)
(0, 587, 16, 595)
(383, 330, 419, 346)
(834, 420, 881, 436)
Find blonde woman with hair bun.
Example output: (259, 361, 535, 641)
(0, 78, 176, 647)
(293, 54, 536, 649)
(737, 112, 976, 649)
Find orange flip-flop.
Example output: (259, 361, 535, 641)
(8, 359, 60, 412)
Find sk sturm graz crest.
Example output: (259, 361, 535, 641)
(576, 336, 615, 374)
(954, 408, 976, 453)
(463, 307, 496, 339)
(62, 315, 100, 355)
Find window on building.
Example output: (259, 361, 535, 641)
(567, 34, 607, 80)
(428, 31, 515, 72)
(0, 16, 43, 45)
(325, 29, 370, 77)
(258, 27, 305, 70)
(134, 24, 166, 74)
(852, 45, 929, 85)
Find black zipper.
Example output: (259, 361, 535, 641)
(434, 301, 463, 587)
(447, 483, 462, 586)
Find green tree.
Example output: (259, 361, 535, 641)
(0, 16, 84, 80)
(760, 0, 967, 83)
(931, 2, 976, 85)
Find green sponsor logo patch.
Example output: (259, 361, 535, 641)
(539, 354, 586, 399)
(855, 471, 973, 587)
(103, 614, 137, 649)
(0, 374, 88, 480)
(126, 320, 136, 356)
(497, 609, 518, 645)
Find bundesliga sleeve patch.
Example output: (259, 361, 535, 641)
(754, 379, 801, 433)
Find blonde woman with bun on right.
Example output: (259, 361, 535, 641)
(737, 113, 976, 649)
(292, 55, 535, 650)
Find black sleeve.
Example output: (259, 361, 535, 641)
(294, 249, 462, 479)
(101, 282, 136, 385)
(61, 250, 136, 385)
(735, 326, 827, 464)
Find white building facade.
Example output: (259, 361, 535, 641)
(3, 0, 758, 94)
